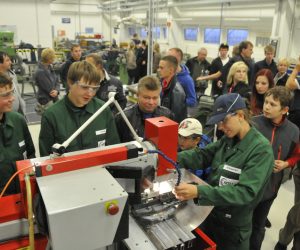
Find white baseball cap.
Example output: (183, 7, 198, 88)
(178, 118, 203, 137)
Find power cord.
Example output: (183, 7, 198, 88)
(147, 149, 181, 186)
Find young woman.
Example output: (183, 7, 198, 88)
(274, 58, 289, 86)
(226, 61, 251, 100)
(250, 69, 275, 116)
(174, 93, 274, 250)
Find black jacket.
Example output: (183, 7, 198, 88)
(96, 71, 127, 114)
(115, 104, 174, 142)
(254, 59, 278, 77)
(161, 76, 187, 123)
(60, 56, 83, 86)
(185, 56, 211, 82)
(252, 115, 299, 200)
(228, 81, 251, 101)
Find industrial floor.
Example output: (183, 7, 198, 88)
(23, 81, 295, 250)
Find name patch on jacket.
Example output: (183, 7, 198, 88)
(96, 129, 106, 135)
(223, 164, 241, 174)
(219, 176, 239, 186)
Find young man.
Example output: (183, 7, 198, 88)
(60, 44, 83, 90)
(168, 48, 197, 109)
(178, 118, 203, 151)
(158, 55, 187, 123)
(250, 86, 299, 250)
(0, 73, 35, 195)
(0, 51, 26, 115)
(254, 45, 277, 77)
(115, 75, 173, 143)
(39, 61, 119, 156)
(85, 53, 127, 114)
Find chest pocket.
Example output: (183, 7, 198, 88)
(219, 164, 241, 186)
(95, 129, 106, 148)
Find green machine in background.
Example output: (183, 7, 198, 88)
(0, 31, 16, 57)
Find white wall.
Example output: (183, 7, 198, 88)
(0, 0, 52, 47)
(50, 3, 103, 40)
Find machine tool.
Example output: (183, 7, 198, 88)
(0, 94, 215, 250)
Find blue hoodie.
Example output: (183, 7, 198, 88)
(177, 64, 197, 107)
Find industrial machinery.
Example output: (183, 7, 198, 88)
(0, 31, 15, 57)
(0, 94, 215, 250)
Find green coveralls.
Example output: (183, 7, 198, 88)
(0, 112, 35, 195)
(39, 96, 120, 156)
(178, 127, 274, 250)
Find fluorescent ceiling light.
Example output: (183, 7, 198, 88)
(224, 17, 260, 21)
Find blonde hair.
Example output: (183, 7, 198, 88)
(153, 43, 160, 53)
(227, 61, 249, 85)
(277, 58, 290, 68)
(41, 48, 56, 63)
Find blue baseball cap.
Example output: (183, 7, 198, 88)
(206, 93, 246, 125)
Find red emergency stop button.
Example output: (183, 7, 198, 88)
(107, 203, 119, 215)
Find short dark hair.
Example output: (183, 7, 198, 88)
(161, 55, 178, 72)
(71, 44, 81, 51)
(0, 51, 9, 64)
(138, 75, 161, 92)
(0, 72, 13, 88)
(219, 43, 229, 50)
(265, 86, 292, 108)
(239, 41, 253, 54)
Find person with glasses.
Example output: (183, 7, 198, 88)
(174, 93, 274, 250)
(0, 73, 35, 195)
(0, 51, 26, 116)
(39, 61, 120, 156)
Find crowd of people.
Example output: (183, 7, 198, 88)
(0, 37, 300, 250)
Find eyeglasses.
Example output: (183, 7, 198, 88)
(0, 87, 15, 98)
(76, 82, 99, 93)
(217, 112, 237, 126)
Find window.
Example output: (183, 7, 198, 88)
(184, 27, 198, 41)
(227, 29, 248, 46)
(153, 27, 160, 39)
(204, 28, 221, 44)
(140, 28, 148, 39)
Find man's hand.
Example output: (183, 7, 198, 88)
(173, 183, 198, 201)
(50, 90, 58, 98)
(273, 160, 289, 173)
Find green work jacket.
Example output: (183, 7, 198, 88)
(0, 112, 35, 194)
(39, 96, 120, 156)
(178, 127, 274, 228)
